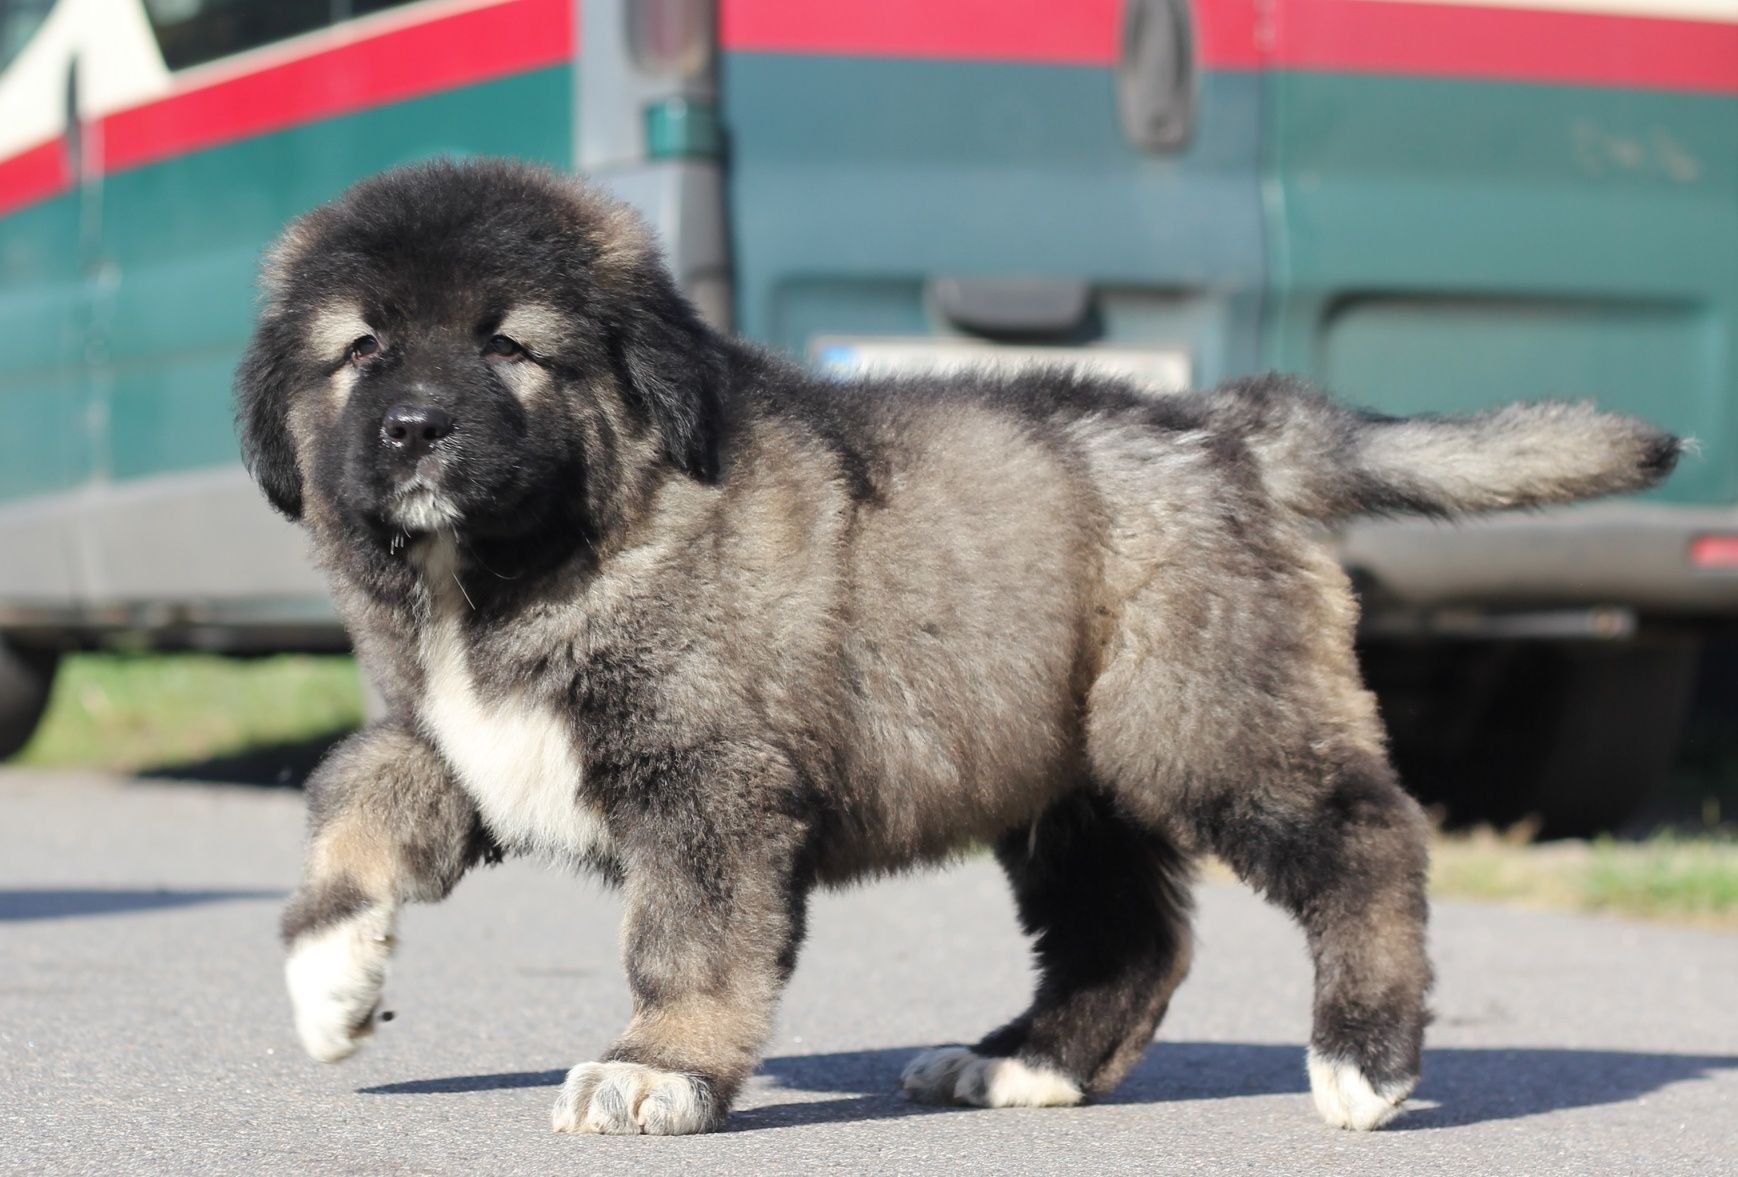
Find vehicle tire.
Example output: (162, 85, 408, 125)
(0, 637, 60, 761)
(1364, 636, 1699, 838)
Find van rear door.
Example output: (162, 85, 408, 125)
(717, 0, 1267, 388)
(1260, 0, 1738, 508)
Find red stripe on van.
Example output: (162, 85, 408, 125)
(723, 0, 1263, 67)
(100, 0, 575, 175)
(721, 0, 1122, 66)
(1274, 0, 1738, 96)
(721, 0, 1738, 93)
(718, 0, 1263, 67)
(0, 138, 70, 219)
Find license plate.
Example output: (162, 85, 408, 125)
(811, 337, 1193, 395)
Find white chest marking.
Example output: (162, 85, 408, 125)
(416, 588, 606, 863)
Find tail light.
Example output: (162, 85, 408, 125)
(1688, 534, 1738, 569)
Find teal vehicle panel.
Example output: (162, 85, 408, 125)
(720, 54, 1266, 386)
(1262, 73, 1738, 505)
(0, 192, 91, 501)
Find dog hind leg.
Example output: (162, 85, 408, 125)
(902, 789, 1194, 1108)
(1191, 744, 1433, 1130)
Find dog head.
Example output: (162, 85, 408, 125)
(235, 159, 723, 547)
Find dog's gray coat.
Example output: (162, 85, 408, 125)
(237, 159, 1679, 1135)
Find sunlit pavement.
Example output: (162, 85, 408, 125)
(4, 769, 1735, 1176)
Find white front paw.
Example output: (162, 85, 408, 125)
(1307, 1049, 1415, 1130)
(901, 1045, 978, 1103)
(902, 1046, 1083, 1108)
(551, 1061, 716, 1136)
(284, 908, 393, 1063)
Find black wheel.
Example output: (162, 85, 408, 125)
(1364, 636, 1699, 838)
(0, 637, 59, 760)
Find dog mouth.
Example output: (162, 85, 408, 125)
(385, 473, 461, 533)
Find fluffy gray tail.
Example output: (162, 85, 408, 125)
(1212, 374, 1681, 522)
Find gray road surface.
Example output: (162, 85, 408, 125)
(3, 769, 1735, 1176)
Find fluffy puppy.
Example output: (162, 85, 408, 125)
(236, 158, 1678, 1136)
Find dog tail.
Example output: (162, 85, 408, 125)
(1211, 374, 1681, 523)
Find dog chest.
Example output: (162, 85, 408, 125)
(416, 613, 607, 860)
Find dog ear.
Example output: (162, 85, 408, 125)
(612, 270, 725, 482)
(233, 314, 305, 520)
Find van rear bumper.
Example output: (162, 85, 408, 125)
(4, 489, 1737, 645)
(1339, 502, 1738, 618)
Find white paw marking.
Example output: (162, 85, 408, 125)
(284, 907, 392, 1063)
(901, 1046, 1083, 1109)
(551, 1061, 714, 1136)
(901, 1045, 976, 1103)
(1307, 1048, 1414, 1131)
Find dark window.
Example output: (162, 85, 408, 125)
(350, 0, 422, 15)
(143, 0, 424, 72)
(0, 0, 53, 73)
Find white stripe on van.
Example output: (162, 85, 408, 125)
(1355, 0, 1738, 26)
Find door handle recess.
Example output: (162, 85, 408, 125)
(1118, 0, 1195, 151)
(931, 277, 1092, 337)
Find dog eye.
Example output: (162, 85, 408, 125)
(349, 335, 380, 363)
(483, 334, 524, 360)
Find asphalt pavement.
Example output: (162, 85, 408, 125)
(3, 769, 1735, 1176)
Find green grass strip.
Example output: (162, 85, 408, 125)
(16, 652, 363, 773)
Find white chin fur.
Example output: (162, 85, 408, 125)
(284, 906, 394, 1063)
(1307, 1048, 1414, 1130)
(902, 1046, 1083, 1109)
(389, 486, 459, 533)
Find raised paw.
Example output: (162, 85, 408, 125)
(1307, 1049, 1415, 1131)
(901, 1046, 1083, 1109)
(283, 908, 393, 1063)
(551, 1061, 718, 1136)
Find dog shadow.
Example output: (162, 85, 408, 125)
(139, 730, 354, 789)
(357, 1040, 1738, 1132)
(0, 887, 283, 921)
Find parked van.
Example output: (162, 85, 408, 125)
(1, 0, 1734, 829)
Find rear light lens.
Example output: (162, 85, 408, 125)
(1688, 534, 1738, 569)
(629, 0, 714, 79)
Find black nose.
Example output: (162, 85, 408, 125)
(380, 404, 453, 459)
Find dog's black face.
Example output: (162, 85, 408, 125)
(235, 160, 725, 550)
(315, 293, 580, 542)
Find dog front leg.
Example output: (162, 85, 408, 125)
(552, 817, 809, 1135)
(281, 722, 490, 1062)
